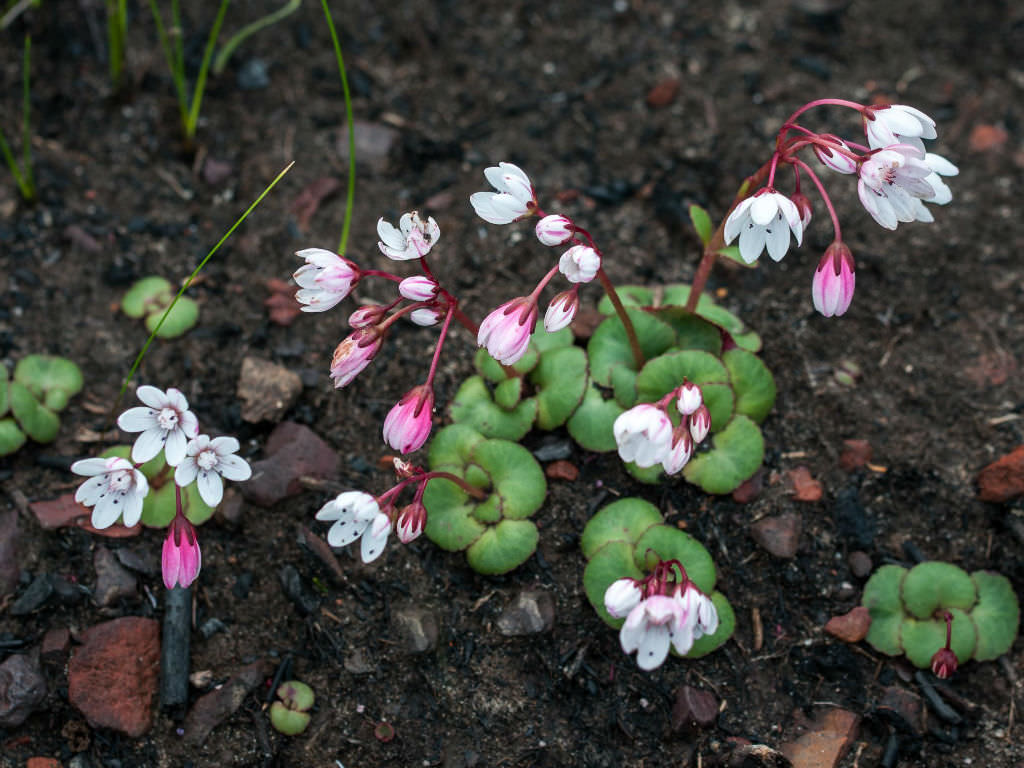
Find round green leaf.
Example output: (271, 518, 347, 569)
(566, 383, 623, 452)
(122, 276, 173, 318)
(9, 381, 60, 443)
(580, 497, 664, 560)
(13, 355, 83, 412)
(650, 308, 723, 354)
(0, 418, 27, 457)
(969, 570, 1020, 662)
(448, 376, 537, 440)
(141, 481, 176, 527)
(471, 439, 547, 520)
(682, 414, 764, 494)
(423, 477, 486, 551)
(862, 564, 907, 657)
(588, 309, 675, 387)
(901, 608, 976, 668)
(624, 460, 664, 484)
(633, 524, 717, 594)
(529, 322, 574, 354)
(530, 346, 588, 430)
(474, 344, 539, 382)
(0, 365, 9, 417)
(661, 285, 761, 352)
(493, 377, 523, 410)
(901, 562, 976, 620)
(596, 286, 653, 314)
(723, 348, 776, 424)
(427, 424, 487, 470)
(610, 364, 639, 408)
(583, 540, 645, 627)
(145, 296, 199, 339)
(465, 519, 539, 575)
(683, 591, 735, 658)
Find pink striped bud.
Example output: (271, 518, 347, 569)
(812, 241, 856, 318)
(558, 245, 601, 283)
(349, 304, 387, 329)
(477, 298, 538, 365)
(329, 328, 383, 388)
(813, 134, 859, 174)
(791, 191, 813, 229)
(162, 516, 201, 589)
(396, 501, 427, 544)
(398, 275, 439, 302)
(535, 214, 574, 246)
(382, 385, 434, 454)
(662, 427, 694, 475)
(676, 381, 703, 416)
(543, 289, 579, 333)
(689, 404, 711, 444)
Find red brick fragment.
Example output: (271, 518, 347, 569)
(977, 445, 1024, 503)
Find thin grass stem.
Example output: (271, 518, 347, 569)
(321, 0, 356, 256)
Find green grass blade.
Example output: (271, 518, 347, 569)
(21, 34, 33, 197)
(321, 0, 356, 256)
(148, 0, 189, 119)
(212, 0, 300, 75)
(185, 0, 231, 140)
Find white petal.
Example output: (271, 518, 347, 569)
(71, 457, 114, 477)
(775, 195, 803, 244)
(197, 470, 223, 507)
(483, 165, 507, 192)
(923, 174, 952, 205)
(175, 458, 199, 487)
(132, 428, 166, 464)
(749, 194, 779, 226)
(91, 495, 123, 529)
(136, 385, 167, 410)
(164, 428, 188, 466)
(724, 198, 754, 244)
(75, 475, 108, 505)
(764, 213, 791, 262)
(217, 454, 252, 482)
(635, 623, 672, 670)
(668, 620, 695, 655)
(360, 514, 391, 562)
(180, 411, 200, 439)
(118, 407, 157, 433)
(211, 436, 241, 456)
(326, 516, 368, 547)
(738, 223, 766, 263)
(121, 494, 144, 528)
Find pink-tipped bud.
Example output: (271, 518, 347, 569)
(689, 404, 711, 444)
(813, 134, 859, 174)
(330, 328, 383, 388)
(162, 516, 201, 589)
(558, 245, 601, 284)
(410, 307, 442, 326)
(477, 297, 538, 365)
(930, 647, 958, 679)
(535, 214, 575, 246)
(791, 192, 813, 229)
(662, 427, 694, 475)
(676, 380, 703, 416)
(382, 385, 434, 454)
(812, 241, 856, 318)
(349, 304, 387, 329)
(398, 276, 440, 302)
(544, 289, 579, 333)
(604, 578, 642, 618)
(396, 501, 427, 544)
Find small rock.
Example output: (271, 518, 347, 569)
(237, 58, 270, 90)
(29, 494, 140, 537)
(780, 707, 859, 768)
(847, 551, 872, 579)
(278, 564, 320, 616)
(496, 590, 555, 636)
(26, 759, 61, 768)
(646, 77, 680, 108)
(339, 120, 399, 175)
(343, 648, 375, 675)
(878, 686, 924, 735)
(671, 684, 719, 733)
(68, 617, 159, 737)
(183, 660, 271, 745)
(531, 438, 573, 462)
(10, 574, 54, 615)
(391, 605, 439, 653)
(201, 157, 233, 186)
(114, 545, 159, 577)
(786, 466, 823, 502)
(726, 744, 792, 767)
(40, 627, 71, 664)
(839, 439, 872, 471)
(0, 653, 47, 727)
(823, 606, 870, 643)
(243, 422, 340, 507)
(545, 460, 579, 481)
(51, 575, 88, 605)
(833, 486, 873, 549)
(977, 445, 1024, 502)
(732, 468, 764, 503)
(750, 514, 802, 558)
(198, 618, 228, 640)
(215, 487, 246, 527)
(64, 224, 102, 253)
(968, 123, 1008, 153)
(93, 546, 137, 607)
(237, 356, 302, 423)
(0, 508, 19, 598)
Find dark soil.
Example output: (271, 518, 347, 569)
(2, 1, 1022, 766)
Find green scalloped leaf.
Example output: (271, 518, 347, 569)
(596, 286, 654, 314)
(474, 345, 538, 382)
(141, 481, 177, 527)
(580, 497, 665, 560)
(465, 518, 539, 575)
(583, 541, 646, 627)
(471, 439, 547, 521)
(862, 564, 907, 657)
(970, 571, 1020, 662)
(0, 418, 27, 456)
(0, 365, 8, 417)
(901, 608, 976, 668)
(624, 460, 664, 484)
(423, 477, 487, 551)
(448, 376, 537, 441)
(633, 524, 717, 594)
(531, 346, 588, 430)
(661, 285, 761, 352)
(610, 363, 639, 408)
(689, 204, 713, 246)
(684, 591, 735, 658)
(634, 350, 734, 430)
(427, 424, 487, 471)
(682, 414, 763, 495)
(566, 383, 623, 453)
(723, 348, 776, 424)
(13, 355, 83, 413)
(123, 276, 173, 318)
(145, 296, 199, 339)
(8, 381, 60, 443)
(588, 309, 676, 387)
(530, 323, 574, 354)
(901, 562, 976, 620)
(650, 308, 723, 354)
(493, 377, 523, 410)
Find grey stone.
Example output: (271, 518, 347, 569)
(0, 508, 19, 598)
(0, 653, 47, 727)
(391, 606, 439, 653)
(10, 574, 53, 615)
(497, 590, 555, 636)
(237, 58, 270, 90)
(94, 546, 138, 607)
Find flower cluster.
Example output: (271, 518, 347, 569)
(604, 559, 718, 671)
(70, 385, 251, 589)
(722, 100, 957, 318)
(612, 381, 710, 475)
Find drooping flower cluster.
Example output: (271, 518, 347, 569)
(70, 385, 251, 590)
(604, 559, 718, 671)
(612, 380, 711, 475)
(721, 100, 957, 318)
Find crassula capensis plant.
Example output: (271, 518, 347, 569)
(297, 98, 957, 671)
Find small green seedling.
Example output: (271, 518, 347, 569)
(269, 680, 315, 735)
(0, 356, 83, 455)
(862, 561, 1020, 672)
(122, 276, 199, 338)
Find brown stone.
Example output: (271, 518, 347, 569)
(848, 551, 872, 579)
(26, 758, 61, 768)
(780, 707, 859, 768)
(839, 439, 873, 471)
(750, 513, 802, 558)
(243, 422, 340, 507)
(786, 466, 823, 502)
(237, 356, 303, 423)
(68, 617, 159, 737)
(93, 546, 138, 607)
(0, 653, 47, 727)
(29, 494, 140, 537)
(671, 684, 719, 733)
(496, 590, 555, 636)
(544, 460, 579, 481)
(823, 606, 871, 643)
(391, 605, 439, 653)
(183, 660, 272, 745)
(646, 77, 680, 108)
(977, 445, 1024, 502)
(732, 468, 764, 503)
(40, 627, 71, 664)
(878, 686, 924, 735)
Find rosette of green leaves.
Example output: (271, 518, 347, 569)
(101, 445, 214, 528)
(579, 284, 774, 493)
(450, 323, 588, 441)
(580, 497, 735, 658)
(862, 562, 1020, 669)
(0, 356, 83, 455)
(422, 424, 547, 574)
(122, 276, 199, 338)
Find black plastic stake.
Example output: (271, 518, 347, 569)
(161, 585, 191, 708)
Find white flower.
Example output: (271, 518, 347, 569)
(377, 211, 441, 261)
(613, 404, 673, 468)
(293, 248, 360, 312)
(558, 245, 601, 283)
(117, 385, 200, 466)
(865, 104, 937, 151)
(72, 457, 149, 529)
(619, 595, 692, 671)
(922, 152, 958, 205)
(470, 162, 536, 224)
(174, 435, 252, 507)
(723, 191, 804, 264)
(315, 491, 392, 563)
(857, 144, 937, 230)
(604, 578, 643, 618)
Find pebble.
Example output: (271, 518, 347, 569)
(823, 606, 871, 643)
(0, 507, 19, 598)
(114, 545, 159, 577)
(198, 618, 228, 640)
(93, 546, 138, 608)
(977, 445, 1024, 502)
(183, 660, 272, 745)
(531, 438, 574, 462)
(242, 422, 339, 507)
(237, 356, 302, 423)
(839, 439, 872, 470)
(833, 486, 873, 549)
(343, 648, 375, 675)
(201, 157, 233, 186)
(786, 466, 823, 502)
(779, 707, 860, 768)
(338, 120, 399, 175)
(878, 686, 924, 734)
(671, 684, 719, 734)
(0, 653, 47, 727)
(237, 58, 270, 90)
(544, 460, 579, 482)
(40, 627, 71, 664)
(496, 590, 555, 636)
(848, 551, 872, 579)
(750, 513, 802, 558)
(391, 605, 439, 653)
(10, 574, 54, 615)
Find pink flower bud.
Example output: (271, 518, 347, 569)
(535, 214, 574, 246)
(812, 241, 856, 318)
(162, 516, 201, 589)
(662, 427, 694, 475)
(477, 298, 537, 365)
(930, 647, 957, 679)
(543, 289, 579, 333)
(396, 501, 427, 543)
(382, 385, 434, 454)
(813, 134, 858, 174)
(689, 404, 711, 444)
(410, 307, 442, 327)
(604, 578, 642, 618)
(330, 328, 383, 388)
(293, 248, 361, 312)
(558, 245, 601, 283)
(349, 304, 387, 329)
(676, 381, 703, 416)
(398, 275, 439, 302)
